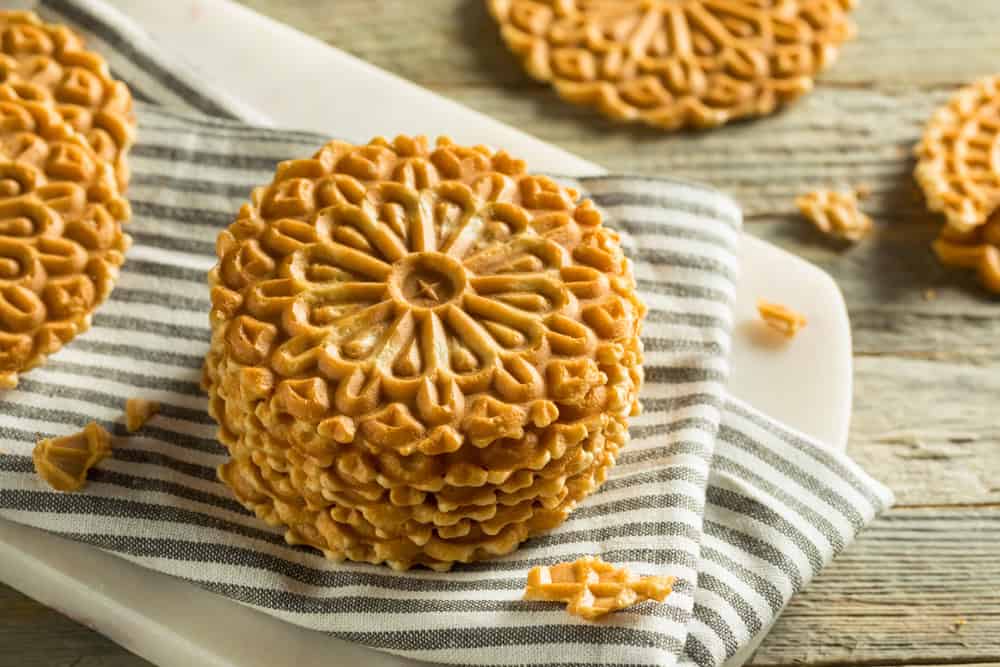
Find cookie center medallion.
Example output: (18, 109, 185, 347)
(390, 252, 467, 310)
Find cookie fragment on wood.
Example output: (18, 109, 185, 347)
(931, 213, 1000, 294)
(757, 299, 808, 338)
(524, 556, 674, 620)
(796, 189, 873, 242)
(32, 422, 111, 492)
(125, 398, 160, 432)
(932, 238, 1000, 295)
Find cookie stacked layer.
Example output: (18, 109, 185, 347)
(205, 136, 646, 570)
(0, 11, 134, 389)
(915, 75, 1000, 294)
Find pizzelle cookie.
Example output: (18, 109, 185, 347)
(931, 213, 1000, 294)
(488, 0, 857, 130)
(915, 75, 1000, 234)
(0, 10, 135, 190)
(915, 76, 1000, 292)
(205, 135, 646, 570)
(0, 98, 130, 389)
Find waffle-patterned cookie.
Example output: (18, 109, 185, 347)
(0, 98, 130, 389)
(932, 213, 1000, 294)
(205, 136, 646, 570)
(32, 421, 112, 492)
(796, 188, 872, 242)
(0, 10, 135, 190)
(524, 556, 674, 620)
(915, 75, 1000, 234)
(488, 0, 857, 130)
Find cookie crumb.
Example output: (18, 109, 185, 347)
(33, 422, 112, 492)
(0, 373, 17, 390)
(524, 556, 674, 620)
(951, 617, 968, 633)
(854, 183, 873, 200)
(932, 237, 1000, 294)
(797, 189, 873, 242)
(757, 300, 808, 338)
(923, 289, 938, 301)
(126, 398, 160, 432)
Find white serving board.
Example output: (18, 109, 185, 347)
(0, 1, 853, 665)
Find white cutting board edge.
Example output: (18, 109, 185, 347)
(0, 1, 853, 666)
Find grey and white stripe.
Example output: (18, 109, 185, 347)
(2, 3, 893, 666)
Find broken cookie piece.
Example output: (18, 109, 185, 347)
(757, 300, 808, 338)
(126, 398, 160, 432)
(523, 556, 674, 620)
(932, 237, 1000, 294)
(796, 189, 873, 242)
(33, 422, 112, 492)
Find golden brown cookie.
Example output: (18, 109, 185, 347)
(524, 556, 674, 620)
(488, 0, 857, 130)
(0, 98, 130, 389)
(204, 135, 646, 570)
(796, 188, 872, 242)
(915, 75, 1000, 234)
(33, 421, 112, 492)
(931, 212, 1000, 294)
(125, 397, 160, 432)
(0, 10, 135, 190)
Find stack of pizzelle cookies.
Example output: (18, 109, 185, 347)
(916, 75, 1000, 294)
(204, 135, 647, 571)
(0, 10, 135, 389)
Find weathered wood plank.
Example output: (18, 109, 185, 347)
(430, 85, 938, 213)
(851, 357, 1000, 507)
(235, 0, 1000, 89)
(751, 509, 1000, 666)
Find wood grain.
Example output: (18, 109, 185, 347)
(752, 509, 1000, 666)
(2, 1, 998, 666)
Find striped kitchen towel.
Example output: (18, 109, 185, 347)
(0, 2, 894, 666)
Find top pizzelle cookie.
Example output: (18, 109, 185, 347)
(915, 75, 1000, 234)
(488, 0, 857, 130)
(0, 10, 135, 190)
(209, 135, 645, 457)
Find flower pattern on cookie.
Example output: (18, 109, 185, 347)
(488, 0, 856, 129)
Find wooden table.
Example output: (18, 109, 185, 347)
(3, 1, 999, 665)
